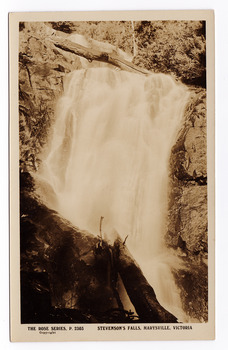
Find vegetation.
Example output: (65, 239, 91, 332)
(49, 20, 206, 87)
(133, 21, 206, 87)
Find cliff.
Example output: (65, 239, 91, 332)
(167, 88, 208, 321)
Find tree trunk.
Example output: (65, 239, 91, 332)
(113, 237, 178, 323)
(131, 21, 138, 58)
(52, 37, 150, 75)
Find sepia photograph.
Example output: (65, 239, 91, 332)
(9, 10, 215, 341)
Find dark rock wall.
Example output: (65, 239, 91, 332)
(167, 88, 207, 255)
(166, 88, 208, 321)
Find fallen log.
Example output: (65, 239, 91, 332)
(52, 37, 150, 75)
(113, 237, 178, 323)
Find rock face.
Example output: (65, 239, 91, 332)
(167, 89, 207, 254)
(166, 88, 208, 321)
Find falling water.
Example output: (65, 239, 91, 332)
(37, 67, 190, 321)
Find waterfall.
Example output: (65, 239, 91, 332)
(37, 67, 190, 321)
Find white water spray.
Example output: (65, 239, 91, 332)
(37, 67, 189, 321)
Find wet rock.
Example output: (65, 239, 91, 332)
(168, 89, 207, 254)
(167, 88, 208, 321)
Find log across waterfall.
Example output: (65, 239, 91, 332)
(36, 67, 190, 322)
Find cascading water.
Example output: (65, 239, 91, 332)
(37, 67, 190, 322)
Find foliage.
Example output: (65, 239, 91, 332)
(19, 87, 51, 171)
(50, 20, 206, 87)
(133, 21, 206, 87)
